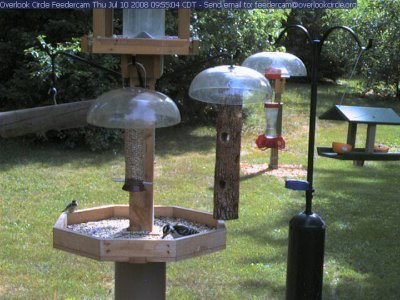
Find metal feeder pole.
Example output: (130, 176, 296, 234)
(280, 25, 372, 300)
(285, 38, 326, 300)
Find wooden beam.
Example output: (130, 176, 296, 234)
(91, 37, 193, 55)
(93, 9, 113, 37)
(0, 100, 94, 138)
(178, 9, 191, 39)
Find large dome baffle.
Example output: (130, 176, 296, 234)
(242, 52, 307, 169)
(317, 105, 400, 165)
(189, 65, 272, 220)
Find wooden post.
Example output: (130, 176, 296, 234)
(178, 9, 190, 39)
(120, 54, 163, 232)
(129, 55, 163, 90)
(214, 104, 242, 220)
(93, 9, 113, 37)
(269, 78, 285, 169)
(347, 122, 363, 166)
(365, 124, 376, 153)
(115, 262, 166, 300)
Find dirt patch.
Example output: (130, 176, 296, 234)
(241, 163, 307, 180)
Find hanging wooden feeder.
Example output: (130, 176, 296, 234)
(81, 9, 199, 56)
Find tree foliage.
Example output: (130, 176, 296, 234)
(326, 0, 400, 97)
(1, 6, 399, 150)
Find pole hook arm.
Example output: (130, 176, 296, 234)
(276, 25, 313, 45)
(320, 25, 373, 53)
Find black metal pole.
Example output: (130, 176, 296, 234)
(283, 25, 371, 300)
(282, 29, 326, 300)
(305, 40, 321, 215)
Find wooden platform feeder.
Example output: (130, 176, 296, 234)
(53, 205, 226, 263)
(318, 105, 400, 166)
(51, 9, 225, 299)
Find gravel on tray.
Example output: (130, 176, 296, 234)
(67, 217, 215, 240)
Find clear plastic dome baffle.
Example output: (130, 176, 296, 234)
(242, 52, 307, 78)
(87, 88, 181, 129)
(188, 65, 273, 105)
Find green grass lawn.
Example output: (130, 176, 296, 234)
(1, 82, 400, 299)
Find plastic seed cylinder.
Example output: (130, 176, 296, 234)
(265, 102, 281, 138)
(123, 129, 145, 192)
(123, 9, 165, 38)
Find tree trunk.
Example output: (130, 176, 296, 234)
(213, 104, 242, 220)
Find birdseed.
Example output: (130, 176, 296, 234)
(67, 217, 215, 240)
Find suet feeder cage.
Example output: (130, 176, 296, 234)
(189, 65, 272, 220)
(242, 52, 307, 169)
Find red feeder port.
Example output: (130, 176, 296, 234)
(256, 134, 285, 150)
(265, 67, 290, 80)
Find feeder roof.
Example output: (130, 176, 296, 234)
(87, 88, 181, 129)
(188, 65, 272, 105)
(319, 105, 400, 125)
(242, 52, 307, 78)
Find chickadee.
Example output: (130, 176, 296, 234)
(62, 200, 78, 214)
(162, 223, 199, 239)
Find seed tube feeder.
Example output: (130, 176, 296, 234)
(243, 52, 307, 169)
(189, 65, 272, 220)
(87, 87, 181, 231)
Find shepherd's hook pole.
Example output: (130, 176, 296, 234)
(279, 25, 372, 300)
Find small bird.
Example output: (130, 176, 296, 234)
(62, 200, 78, 214)
(162, 223, 199, 239)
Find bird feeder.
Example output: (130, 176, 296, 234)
(54, 87, 227, 299)
(317, 105, 400, 166)
(82, 9, 197, 55)
(53, 8, 227, 300)
(255, 102, 285, 150)
(81, 8, 198, 88)
(242, 52, 307, 169)
(189, 65, 272, 220)
(87, 87, 181, 231)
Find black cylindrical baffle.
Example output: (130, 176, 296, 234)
(286, 211, 325, 300)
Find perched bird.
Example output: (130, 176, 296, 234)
(62, 200, 78, 214)
(162, 223, 199, 239)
